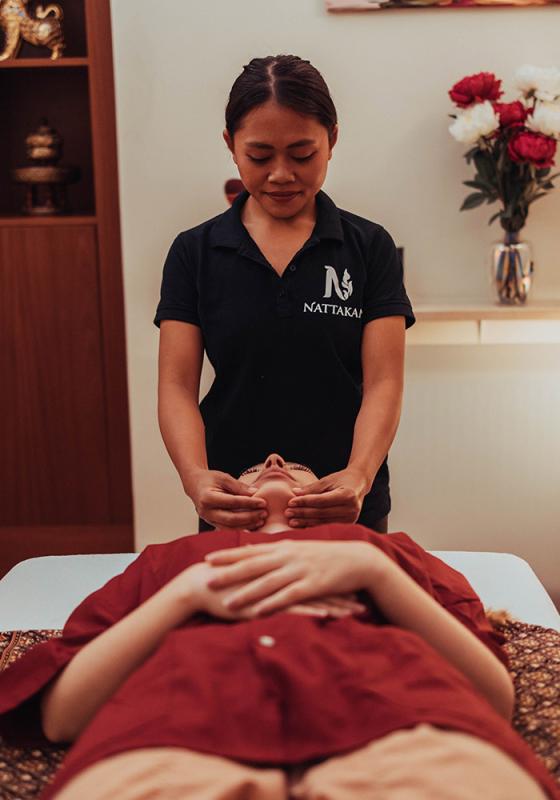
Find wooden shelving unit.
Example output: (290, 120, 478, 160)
(0, 57, 89, 68)
(0, 215, 96, 226)
(0, 0, 133, 577)
(409, 300, 560, 344)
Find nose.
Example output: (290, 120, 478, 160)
(268, 160, 296, 184)
(264, 453, 286, 469)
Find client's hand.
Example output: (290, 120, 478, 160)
(173, 562, 367, 622)
(184, 468, 269, 530)
(204, 539, 388, 616)
(284, 467, 368, 527)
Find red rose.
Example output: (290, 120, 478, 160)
(449, 72, 503, 108)
(508, 131, 557, 168)
(493, 100, 528, 128)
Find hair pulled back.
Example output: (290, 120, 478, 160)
(225, 55, 337, 143)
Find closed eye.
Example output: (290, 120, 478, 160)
(239, 462, 313, 477)
(246, 154, 315, 163)
(239, 464, 264, 476)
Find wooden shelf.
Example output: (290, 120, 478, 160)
(0, 58, 89, 69)
(0, 215, 96, 226)
(414, 300, 560, 322)
(408, 301, 560, 345)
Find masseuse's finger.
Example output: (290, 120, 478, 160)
(209, 509, 269, 529)
(287, 517, 350, 528)
(288, 487, 355, 508)
(218, 474, 261, 498)
(206, 489, 267, 511)
(290, 477, 329, 496)
(285, 504, 349, 520)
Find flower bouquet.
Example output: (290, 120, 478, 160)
(448, 66, 560, 303)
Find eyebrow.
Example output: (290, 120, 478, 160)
(244, 139, 316, 150)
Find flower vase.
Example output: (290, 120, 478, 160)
(490, 232, 533, 305)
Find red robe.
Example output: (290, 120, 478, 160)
(0, 524, 558, 799)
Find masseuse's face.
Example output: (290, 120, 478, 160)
(223, 100, 337, 221)
(239, 453, 316, 491)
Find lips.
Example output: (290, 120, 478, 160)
(267, 192, 300, 200)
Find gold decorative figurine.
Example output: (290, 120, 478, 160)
(0, 0, 65, 61)
(11, 119, 80, 215)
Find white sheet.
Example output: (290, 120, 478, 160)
(0, 551, 558, 632)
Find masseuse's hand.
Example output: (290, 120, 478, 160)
(284, 467, 369, 527)
(205, 539, 389, 617)
(184, 468, 268, 530)
(170, 562, 367, 622)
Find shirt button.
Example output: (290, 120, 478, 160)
(289, 264, 296, 272)
(258, 635, 276, 648)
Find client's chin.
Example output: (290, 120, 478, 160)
(252, 479, 297, 533)
(253, 478, 296, 502)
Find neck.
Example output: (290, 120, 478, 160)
(242, 193, 316, 232)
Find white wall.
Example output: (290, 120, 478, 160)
(110, 1, 560, 607)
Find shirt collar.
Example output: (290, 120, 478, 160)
(209, 189, 344, 249)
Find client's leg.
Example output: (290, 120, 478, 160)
(54, 746, 286, 800)
(289, 724, 548, 800)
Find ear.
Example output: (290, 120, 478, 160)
(223, 129, 236, 158)
(328, 124, 338, 159)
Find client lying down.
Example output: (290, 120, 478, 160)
(0, 453, 558, 799)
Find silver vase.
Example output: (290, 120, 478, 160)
(490, 232, 533, 305)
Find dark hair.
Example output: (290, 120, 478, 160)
(225, 55, 337, 143)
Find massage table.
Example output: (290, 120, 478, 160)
(0, 551, 559, 631)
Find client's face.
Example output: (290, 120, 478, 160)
(238, 454, 317, 532)
(238, 453, 317, 492)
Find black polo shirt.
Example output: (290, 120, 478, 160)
(154, 189, 415, 519)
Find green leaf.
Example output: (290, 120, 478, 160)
(488, 211, 502, 225)
(530, 192, 548, 202)
(541, 181, 555, 190)
(463, 179, 492, 191)
(464, 146, 479, 160)
(535, 167, 550, 178)
(473, 152, 495, 185)
(461, 192, 486, 210)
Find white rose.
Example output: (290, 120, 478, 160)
(526, 101, 560, 138)
(449, 101, 499, 145)
(514, 65, 560, 102)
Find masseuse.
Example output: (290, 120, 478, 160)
(155, 54, 415, 534)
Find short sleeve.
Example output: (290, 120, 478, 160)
(363, 226, 415, 329)
(419, 548, 510, 669)
(0, 550, 155, 746)
(154, 234, 200, 328)
(368, 531, 509, 669)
